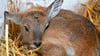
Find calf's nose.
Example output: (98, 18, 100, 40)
(34, 41, 41, 47)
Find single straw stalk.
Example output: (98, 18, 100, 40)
(5, 24, 9, 56)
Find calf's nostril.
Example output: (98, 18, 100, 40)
(34, 42, 41, 47)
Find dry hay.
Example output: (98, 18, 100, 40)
(0, 0, 100, 56)
(0, 36, 39, 56)
(81, 0, 100, 30)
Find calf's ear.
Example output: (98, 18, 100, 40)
(46, 0, 63, 19)
(4, 11, 23, 26)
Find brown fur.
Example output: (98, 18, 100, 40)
(38, 9, 100, 56)
(5, 4, 100, 56)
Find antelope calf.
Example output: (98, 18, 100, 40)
(4, 0, 100, 56)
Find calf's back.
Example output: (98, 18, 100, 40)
(40, 10, 100, 56)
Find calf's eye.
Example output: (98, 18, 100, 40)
(24, 26, 29, 32)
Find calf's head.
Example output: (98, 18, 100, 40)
(4, 0, 63, 48)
